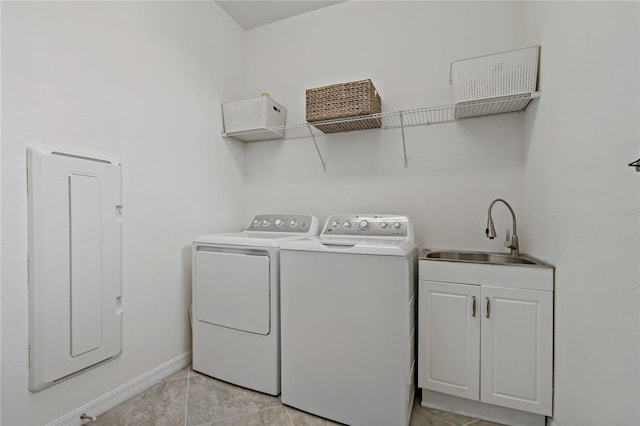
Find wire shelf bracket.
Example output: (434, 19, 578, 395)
(307, 123, 327, 172)
(399, 111, 408, 168)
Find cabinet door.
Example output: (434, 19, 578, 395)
(481, 286, 553, 415)
(418, 281, 480, 400)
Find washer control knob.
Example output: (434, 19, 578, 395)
(343, 221, 352, 229)
(331, 220, 340, 228)
(274, 218, 283, 227)
(359, 220, 370, 230)
(262, 219, 270, 226)
(393, 222, 401, 229)
(253, 219, 260, 225)
(379, 222, 388, 229)
(289, 219, 298, 227)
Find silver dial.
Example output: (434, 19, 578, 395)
(274, 218, 283, 227)
(331, 221, 340, 228)
(253, 219, 260, 225)
(379, 222, 388, 229)
(262, 219, 270, 226)
(343, 221, 352, 229)
(359, 220, 370, 230)
(393, 222, 401, 229)
(289, 219, 297, 227)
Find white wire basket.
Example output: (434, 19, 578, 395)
(450, 46, 540, 103)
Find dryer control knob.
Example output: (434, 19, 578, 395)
(262, 219, 270, 226)
(379, 222, 388, 229)
(331, 221, 340, 228)
(289, 219, 298, 227)
(274, 218, 283, 227)
(253, 219, 260, 225)
(393, 222, 401, 229)
(359, 220, 370, 230)
(343, 221, 352, 229)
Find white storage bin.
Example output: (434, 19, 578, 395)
(450, 46, 540, 103)
(222, 96, 287, 142)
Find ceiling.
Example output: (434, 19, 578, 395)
(216, 1, 346, 30)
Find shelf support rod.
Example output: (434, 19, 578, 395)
(400, 111, 408, 168)
(307, 124, 327, 172)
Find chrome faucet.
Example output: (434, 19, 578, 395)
(485, 199, 519, 256)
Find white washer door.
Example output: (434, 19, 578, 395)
(195, 250, 270, 335)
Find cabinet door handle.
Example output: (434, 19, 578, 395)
(486, 297, 491, 319)
(472, 296, 476, 317)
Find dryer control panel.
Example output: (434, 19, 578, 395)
(246, 215, 317, 233)
(322, 214, 411, 238)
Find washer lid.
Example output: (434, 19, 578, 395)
(194, 232, 314, 248)
(280, 237, 417, 256)
(193, 214, 319, 248)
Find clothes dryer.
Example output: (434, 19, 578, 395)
(192, 215, 318, 395)
(280, 214, 418, 425)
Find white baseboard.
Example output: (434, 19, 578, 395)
(48, 351, 192, 426)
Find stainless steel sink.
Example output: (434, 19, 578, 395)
(421, 249, 548, 267)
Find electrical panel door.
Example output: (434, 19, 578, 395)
(27, 147, 123, 391)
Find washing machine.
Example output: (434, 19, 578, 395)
(192, 214, 319, 395)
(280, 214, 418, 426)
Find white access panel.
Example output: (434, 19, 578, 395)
(194, 251, 270, 335)
(27, 147, 123, 391)
(69, 174, 103, 356)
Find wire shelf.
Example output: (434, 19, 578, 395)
(223, 92, 539, 141)
(221, 92, 541, 170)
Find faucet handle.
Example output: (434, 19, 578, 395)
(504, 229, 519, 252)
(504, 228, 512, 247)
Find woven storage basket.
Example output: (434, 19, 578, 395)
(306, 79, 382, 133)
(450, 46, 540, 103)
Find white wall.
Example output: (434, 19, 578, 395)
(242, 1, 640, 425)
(1, 2, 245, 424)
(242, 1, 530, 251)
(521, 2, 640, 425)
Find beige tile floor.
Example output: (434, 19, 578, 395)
(94, 366, 505, 426)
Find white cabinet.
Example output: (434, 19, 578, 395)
(418, 258, 553, 422)
(481, 286, 553, 415)
(418, 281, 480, 401)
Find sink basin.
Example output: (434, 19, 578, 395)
(421, 250, 547, 267)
